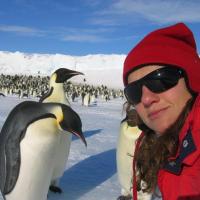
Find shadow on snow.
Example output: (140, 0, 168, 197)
(49, 148, 116, 199)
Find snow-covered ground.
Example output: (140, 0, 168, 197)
(0, 95, 126, 200)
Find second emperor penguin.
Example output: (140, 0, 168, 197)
(116, 109, 152, 200)
(40, 68, 84, 193)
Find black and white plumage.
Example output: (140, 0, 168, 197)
(0, 101, 86, 200)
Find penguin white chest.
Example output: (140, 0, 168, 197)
(117, 122, 141, 196)
(51, 131, 72, 181)
(83, 93, 90, 106)
(6, 118, 60, 200)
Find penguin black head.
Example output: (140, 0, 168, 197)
(59, 104, 87, 146)
(53, 68, 84, 83)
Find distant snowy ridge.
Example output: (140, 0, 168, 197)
(0, 51, 126, 89)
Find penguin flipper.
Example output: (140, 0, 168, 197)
(0, 101, 56, 194)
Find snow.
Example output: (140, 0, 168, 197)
(0, 51, 126, 89)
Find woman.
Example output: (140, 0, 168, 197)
(123, 23, 200, 200)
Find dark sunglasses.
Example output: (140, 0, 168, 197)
(124, 67, 184, 105)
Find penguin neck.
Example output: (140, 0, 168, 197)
(44, 83, 69, 105)
(51, 105, 64, 128)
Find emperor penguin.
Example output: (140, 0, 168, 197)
(116, 109, 152, 200)
(39, 68, 84, 193)
(83, 92, 90, 106)
(0, 101, 86, 200)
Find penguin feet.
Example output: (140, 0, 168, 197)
(117, 195, 132, 200)
(49, 185, 63, 193)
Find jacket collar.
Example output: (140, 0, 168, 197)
(163, 94, 200, 174)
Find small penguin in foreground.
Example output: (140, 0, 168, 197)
(0, 101, 86, 200)
(40, 68, 84, 193)
(116, 109, 151, 200)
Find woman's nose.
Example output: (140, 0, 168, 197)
(141, 85, 160, 107)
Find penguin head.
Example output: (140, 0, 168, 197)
(51, 68, 84, 83)
(59, 104, 87, 146)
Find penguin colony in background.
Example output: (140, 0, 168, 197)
(116, 109, 152, 200)
(40, 68, 84, 193)
(0, 100, 86, 200)
(0, 74, 49, 99)
(0, 73, 124, 102)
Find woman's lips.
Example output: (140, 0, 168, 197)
(148, 107, 169, 120)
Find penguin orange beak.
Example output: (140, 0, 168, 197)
(68, 129, 87, 147)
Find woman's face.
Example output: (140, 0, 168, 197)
(127, 65, 192, 135)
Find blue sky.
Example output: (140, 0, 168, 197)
(0, 0, 200, 55)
